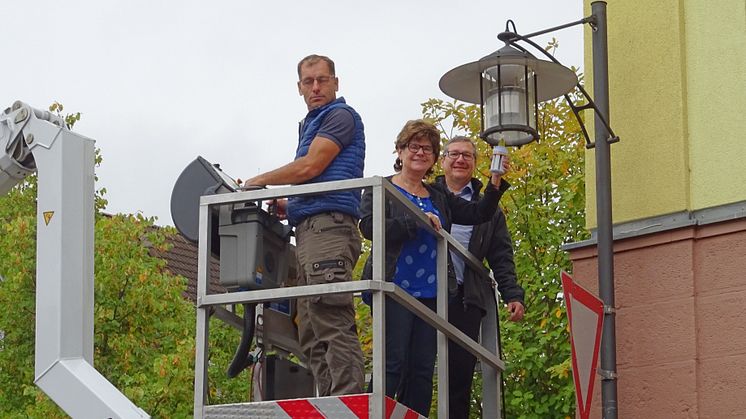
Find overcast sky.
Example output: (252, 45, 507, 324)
(3, 0, 583, 226)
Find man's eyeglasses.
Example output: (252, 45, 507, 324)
(444, 151, 475, 161)
(405, 143, 434, 155)
(299, 76, 335, 87)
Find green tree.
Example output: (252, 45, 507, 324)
(0, 105, 250, 417)
(420, 79, 587, 418)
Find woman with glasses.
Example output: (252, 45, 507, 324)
(358, 119, 509, 416)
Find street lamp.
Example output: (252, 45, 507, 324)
(439, 2, 620, 418)
(439, 31, 577, 146)
(439, 20, 618, 149)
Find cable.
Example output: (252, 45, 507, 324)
(226, 303, 257, 378)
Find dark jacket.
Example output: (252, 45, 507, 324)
(359, 175, 509, 296)
(432, 176, 525, 313)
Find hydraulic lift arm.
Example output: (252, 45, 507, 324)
(0, 101, 149, 418)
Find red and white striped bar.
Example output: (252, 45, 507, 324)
(203, 394, 427, 419)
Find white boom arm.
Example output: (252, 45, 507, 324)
(0, 101, 149, 418)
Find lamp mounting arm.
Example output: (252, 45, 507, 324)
(499, 15, 596, 43)
(497, 21, 620, 148)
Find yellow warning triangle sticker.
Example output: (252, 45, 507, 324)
(43, 211, 54, 226)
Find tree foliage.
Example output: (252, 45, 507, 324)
(0, 106, 250, 417)
(420, 82, 588, 418)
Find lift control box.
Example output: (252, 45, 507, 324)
(218, 203, 291, 290)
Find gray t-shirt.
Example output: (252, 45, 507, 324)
(314, 108, 355, 149)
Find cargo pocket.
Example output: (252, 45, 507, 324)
(310, 212, 353, 234)
(307, 258, 353, 307)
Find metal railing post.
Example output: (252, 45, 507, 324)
(371, 178, 387, 419)
(193, 202, 211, 419)
(481, 284, 502, 419)
(436, 235, 450, 418)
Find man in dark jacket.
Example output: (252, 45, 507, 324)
(433, 136, 525, 419)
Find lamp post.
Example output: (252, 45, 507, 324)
(439, 2, 619, 418)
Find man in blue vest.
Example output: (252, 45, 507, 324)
(244, 54, 365, 396)
(432, 136, 525, 419)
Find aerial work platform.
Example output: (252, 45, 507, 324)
(1, 105, 505, 418)
(193, 177, 506, 418)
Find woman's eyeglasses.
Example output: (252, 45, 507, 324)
(405, 143, 434, 155)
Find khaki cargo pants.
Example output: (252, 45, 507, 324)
(295, 211, 364, 396)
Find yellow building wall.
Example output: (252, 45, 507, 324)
(583, 0, 746, 228)
(684, 0, 746, 210)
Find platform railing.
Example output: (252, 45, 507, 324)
(194, 176, 504, 418)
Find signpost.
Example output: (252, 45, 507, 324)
(561, 271, 604, 419)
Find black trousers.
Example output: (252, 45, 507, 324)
(447, 287, 483, 419)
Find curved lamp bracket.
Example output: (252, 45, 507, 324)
(499, 18, 620, 149)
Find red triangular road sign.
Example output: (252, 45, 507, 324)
(561, 271, 604, 419)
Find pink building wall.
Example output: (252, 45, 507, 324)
(567, 218, 746, 418)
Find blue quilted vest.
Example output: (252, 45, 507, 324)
(286, 97, 366, 225)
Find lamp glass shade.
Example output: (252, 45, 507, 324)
(481, 64, 537, 146)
